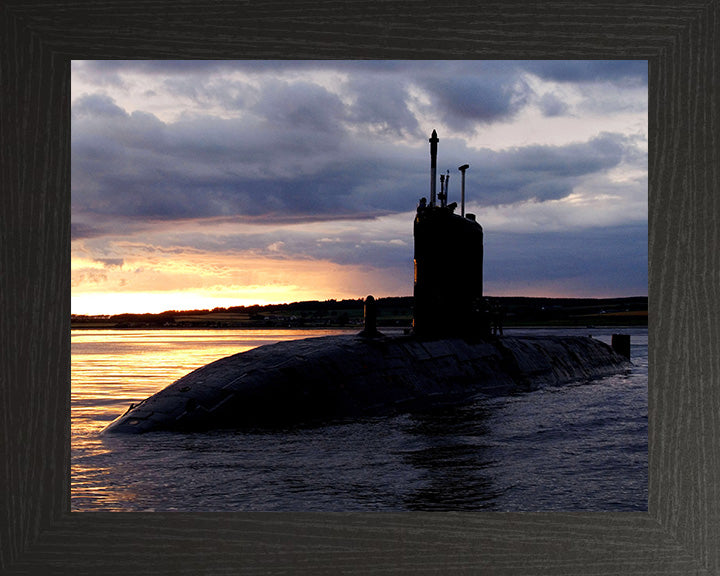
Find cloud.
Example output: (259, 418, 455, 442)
(448, 132, 633, 206)
(521, 60, 647, 85)
(94, 258, 124, 268)
(346, 76, 421, 138)
(71, 269, 108, 287)
(74, 59, 647, 84)
(537, 92, 569, 117)
(71, 61, 648, 307)
(417, 73, 531, 130)
(72, 93, 129, 119)
(75, 60, 232, 77)
(71, 222, 105, 241)
(72, 88, 637, 235)
(253, 79, 347, 133)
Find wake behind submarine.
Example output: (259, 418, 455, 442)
(103, 130, 631, 434)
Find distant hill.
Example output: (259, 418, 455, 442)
(71, 295, 647, 329)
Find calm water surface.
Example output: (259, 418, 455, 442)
(72, 327, 647, 512)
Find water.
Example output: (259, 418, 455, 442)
(72, 327, 648, 512)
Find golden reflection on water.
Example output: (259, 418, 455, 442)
(72, 329, 350, 433)
(71, 328, 647, 512)
(71, 328, 353, 510)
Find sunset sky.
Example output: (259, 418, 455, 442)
(71, 60, 647, 315)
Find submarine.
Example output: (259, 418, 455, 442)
(103, 130, 631, 434)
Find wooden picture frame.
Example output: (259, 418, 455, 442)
(2, 1, 717, 573)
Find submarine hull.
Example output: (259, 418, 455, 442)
(102, 334, 630, 434)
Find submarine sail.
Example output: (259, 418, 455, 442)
(413, 129, 485, 339)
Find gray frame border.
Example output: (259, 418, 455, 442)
(2, 1, 718, 574)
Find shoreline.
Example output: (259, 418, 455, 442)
(71, 322, 647, 331)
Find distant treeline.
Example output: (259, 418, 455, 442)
(71, 295, 647, 329)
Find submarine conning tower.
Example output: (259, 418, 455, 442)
(413, 130, 485, 339)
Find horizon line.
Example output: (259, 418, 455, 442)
(71, 293, 649, 317)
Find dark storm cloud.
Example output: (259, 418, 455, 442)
(520, 60, 647, 85)
(73, 60, 646, 131)
(346, 76, 421, 138)
(537, 93, 569, 117)
(440, 132, 630, 205)
(71, 222, 105, 241)
(73, 122, 415, 227)
(73, 60, 646, 146)
(253, 79, 347, 133)
(77, 59, 647, 82)
(72, 90, 424, 226)
(72, 93, 129, 119)
(419, 74, 531, 129)
(72, 87, 635, 236)
(77, 60, 442, 77)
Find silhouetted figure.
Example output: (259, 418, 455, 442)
(359, 295, 382, 338)
(491, 303, 505, 336)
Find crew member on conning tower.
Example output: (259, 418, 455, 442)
(413, 130, 486, 339)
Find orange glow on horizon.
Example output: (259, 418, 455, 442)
(71, 233, 641, 316)
(71, 290, 356, 316)
(71, 251, 412, 315)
